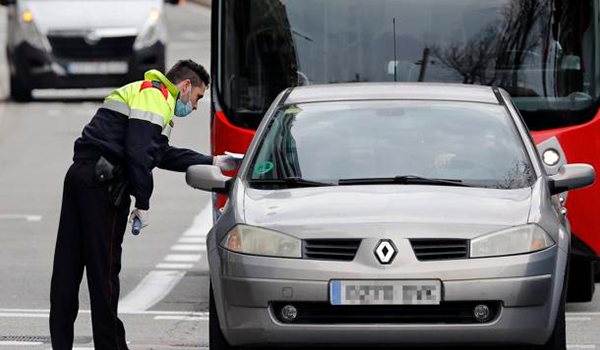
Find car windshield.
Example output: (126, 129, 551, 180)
(221, 0, 597, 130)
(248, 100, 536, 189)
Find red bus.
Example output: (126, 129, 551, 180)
(210, 0, 599, 301)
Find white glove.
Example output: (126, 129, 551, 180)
(213, 154, 239, 172)
(129, 208, 150, 229)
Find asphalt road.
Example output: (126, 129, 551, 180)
(0, 2, 212, 349)
(0, 2, 599, 350)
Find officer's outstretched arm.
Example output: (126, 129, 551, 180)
(125, 88, 170, 210)
(157, 145, 213, 172)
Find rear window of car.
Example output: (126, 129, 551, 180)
(248, 100, 537, 189)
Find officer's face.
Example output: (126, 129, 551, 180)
(190, 82, 207, 111)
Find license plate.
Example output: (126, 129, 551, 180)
(330, 280, 441, 305)
(67, 61, 128, 75)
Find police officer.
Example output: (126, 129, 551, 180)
(49, 59, 236, 350)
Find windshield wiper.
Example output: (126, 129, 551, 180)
(338, 175, 471, 187)
(249, 177, 336, 188)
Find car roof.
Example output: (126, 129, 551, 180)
(285, 83, 501, 105)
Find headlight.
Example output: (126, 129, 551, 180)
(19, 9, 49, 52)
(221, 225, 302, 258)
(542, 149, 560, 166)
(134, 9, 166, 50)
(470, 224, 555, 258)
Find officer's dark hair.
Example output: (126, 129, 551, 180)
(166, 59, 210, 88)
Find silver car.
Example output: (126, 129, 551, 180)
(186, 83, 595, 349)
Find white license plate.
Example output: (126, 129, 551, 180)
(330, 280, 441, 305)
(67, 61, 128, 75)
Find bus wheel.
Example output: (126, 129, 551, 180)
(567, 257, 595, 302)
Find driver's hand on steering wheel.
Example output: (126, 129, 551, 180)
(433, 152, 457, 168)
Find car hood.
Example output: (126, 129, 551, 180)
(19, 0, 161, 34)
(243, 185, 533, 240)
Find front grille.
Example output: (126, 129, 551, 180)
(271, 301, 500, 324)
(410, 239, 469, 261)
(303, 239, 361, 261)
(48, 35, 136, 59)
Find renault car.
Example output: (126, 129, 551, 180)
(186, 83, 594, 349)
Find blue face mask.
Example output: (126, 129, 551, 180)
(174, 86, 193, 117)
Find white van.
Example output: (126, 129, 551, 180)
(0, 0, 176, 101)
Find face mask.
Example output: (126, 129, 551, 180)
(174, 85, 193, 117)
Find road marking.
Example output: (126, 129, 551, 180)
(567, 312, 600, 316)
(154, 315, 209, 321)
(566, 316, 591, 321)
(156, 263, 194, 270)
(118, 270, 186, 313)
(164, 254, 202, 262)
(116, 203, 212, 312)
(178, 236, 206, 244)
(0, 341, 43, 346)
(0, 214, 42, 222)
(171, 244, 206, 252)
(182, 204, 212, 237)
(567, 346, 596, 349)
(0, 312, 48, 318)
(0, 308, 208, 316)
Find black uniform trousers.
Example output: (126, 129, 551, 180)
(50, 160, 130, 350)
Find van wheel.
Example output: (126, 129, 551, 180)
(10, 76, 32, 102)
(210, 285, 238, 350)
(567, 257, 595, 302)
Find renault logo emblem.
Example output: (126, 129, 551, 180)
(374, 239, 397, 265)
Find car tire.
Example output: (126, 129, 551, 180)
(567, 257, 595, 302)
(10, 76, 32, 102)
(210, 285, 238, 350)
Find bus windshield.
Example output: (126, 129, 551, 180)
(220, 0, 597, 131)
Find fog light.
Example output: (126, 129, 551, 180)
(280, 304, 298, 322)
(473, 304, 491, 322)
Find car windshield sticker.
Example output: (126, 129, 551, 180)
(254, 161, 274, 175)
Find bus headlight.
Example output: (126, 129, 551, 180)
(221, 225, 302, 258)
(542, 149, 560, 166)
(470, 224, 555, 258)
(134, 9, 166, 50)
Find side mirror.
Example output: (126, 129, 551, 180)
(536, 136, 567, 176)
(186, 165, 232, 194)
(549, 164, 595, 195)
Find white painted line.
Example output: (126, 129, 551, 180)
(154, 315, 209, 321)
(0, 308, 209, 316)
(0, 312, 48, 318)
(566, 316, 591, 321)
(0, 214, 42, 222)
(567, 345, 596, 349)
(567, 312, 600, 316)
(164, 254, 202, 262)
(0, 341, 43, 346)
(118, 270, 186, 313)
(171, 244, 206, 252)
(182, 203, 212, 237)
(178, 236, 206, 244)
(156, 263, 194, 270)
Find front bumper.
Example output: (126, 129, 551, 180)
(211, 244, 565, 347)
(9, 42, 165, 89)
